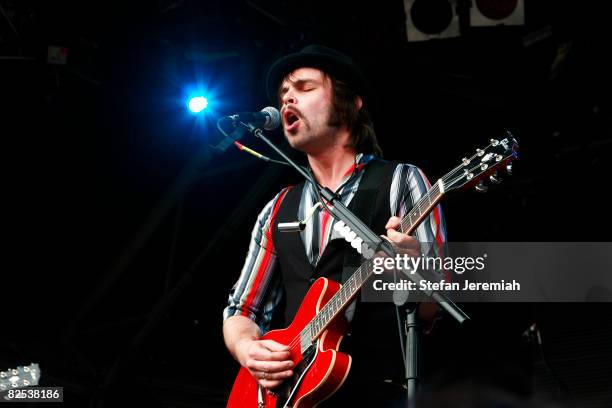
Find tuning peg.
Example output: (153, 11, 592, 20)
(506, 163, 513, 175)
(475, 180, 488, 193)
(489, 172, 501, 184)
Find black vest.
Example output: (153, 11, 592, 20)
(271, 158, 408, 381)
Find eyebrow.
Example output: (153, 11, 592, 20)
(278, 78, 318, 98)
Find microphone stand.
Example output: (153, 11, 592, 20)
(241, 121, 469, 407)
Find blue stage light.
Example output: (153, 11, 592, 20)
(188, 96, 208, 113)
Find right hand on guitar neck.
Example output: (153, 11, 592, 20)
(236, 338, 295, 389)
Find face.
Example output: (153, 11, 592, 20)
(278, 67, 339, 155)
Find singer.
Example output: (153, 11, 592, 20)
(222, 45, 447, 407)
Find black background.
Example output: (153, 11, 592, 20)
(2, 0, 611, 406)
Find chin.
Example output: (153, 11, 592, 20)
(286, 133, 306, 149)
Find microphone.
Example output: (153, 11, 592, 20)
(225, 106, 281, 131)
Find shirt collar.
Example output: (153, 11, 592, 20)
(332, 153, 375, 194)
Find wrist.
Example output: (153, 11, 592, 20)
(235, 335, 259, 366)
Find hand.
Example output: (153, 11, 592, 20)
(385, 216, 440, 322)
(384, 216, 421, 259)
(236, 338, 294, 389)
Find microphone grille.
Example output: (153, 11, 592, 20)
(261, 106, 281, 130)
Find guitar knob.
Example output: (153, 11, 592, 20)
(475, 180, 488, 193)
(506, 163, 513, 175)
(489, 172, 501, 184)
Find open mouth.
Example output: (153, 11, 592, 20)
(284, 110, 300, 131)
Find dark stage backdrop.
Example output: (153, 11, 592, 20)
(2, 0, 611, 406)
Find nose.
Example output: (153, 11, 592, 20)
(281, 88, 296, 106)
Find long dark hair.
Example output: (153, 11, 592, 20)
(327, 75, 383, 157)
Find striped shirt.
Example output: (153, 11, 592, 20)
(223, 154, 447, 333)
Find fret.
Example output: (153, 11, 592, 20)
(403, 188, 442, 235)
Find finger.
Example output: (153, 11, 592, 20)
(259, 370, 294, 381)
(385, 216, 401, 230)
(386, 228, 407, 243)
(259, 379, 285, 389)
(246, 359, 294, 373)
(387, 229, 420, 247)
(382, 234, 420, 261)
(259, 339, 290, 352)
(249, 344, 291, 361)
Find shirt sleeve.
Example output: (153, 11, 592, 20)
(222, 187, 291, 334)
(389, 163, 448, 262)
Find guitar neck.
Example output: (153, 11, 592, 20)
(302, 179, 446, 343)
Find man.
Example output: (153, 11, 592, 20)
(223, 45, 446, 406)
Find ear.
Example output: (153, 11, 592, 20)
(355, 95, 363, 110)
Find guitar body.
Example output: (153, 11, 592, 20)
(227, 278, 352, 408)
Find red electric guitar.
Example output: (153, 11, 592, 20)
(228, 134, 519, 408)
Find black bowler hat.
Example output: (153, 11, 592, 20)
(265, 44, 369, 104)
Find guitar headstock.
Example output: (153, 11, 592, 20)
(0, 363, 40, 390)
(442, 131, 519, 194)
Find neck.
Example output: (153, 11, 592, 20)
(307, 135, 357, 192)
